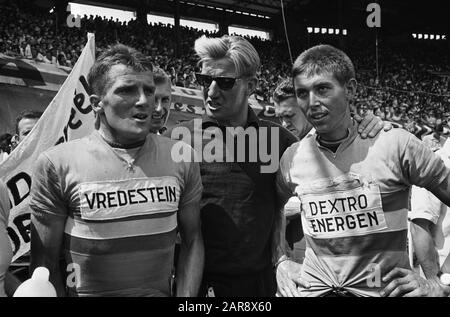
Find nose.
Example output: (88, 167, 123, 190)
(308, 91, 320, 108)
(206, 80, 220, 98)
(154, 99, 163, 112)
(136, 89, 153, 108)
(281, 117, 292, 128)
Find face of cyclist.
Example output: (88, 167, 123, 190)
(294, 72, 355, 141)
(92, 64, 156, 145)
(275, 96, 312, 140)
(200, 58, 255, 126)
(150, 80, 171, 133)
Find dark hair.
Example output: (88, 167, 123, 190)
(153, 66, 171, 86)
(292, 44, 355, 86)
(15, 110, 43, 134)
(273, 78, 295, 104)
(0, 133, 12, 153)
(87, 44, 153, 96)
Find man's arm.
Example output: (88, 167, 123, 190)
(381, 266, 450, 297)
(272, 202, 309, 297)
(381, 140, 450, 297)
(175, 199, 204, 297)
(30, 212, 67, 296)
(429, 178, 450, 207)
(410, 218, 440, 279)
(410, 185, 443, 280)
(274, 161, 310, 297)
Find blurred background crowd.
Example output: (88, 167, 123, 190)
(1, 1, 449, 137)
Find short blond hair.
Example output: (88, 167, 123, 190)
(194, 35, 260, 78)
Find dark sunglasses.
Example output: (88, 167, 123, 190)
(195, 73, 241, 91)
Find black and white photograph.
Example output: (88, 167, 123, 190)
(0, 0, 449, 301)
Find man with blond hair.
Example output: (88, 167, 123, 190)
(167, 35, 386, 297)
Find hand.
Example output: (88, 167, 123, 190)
(276, 260, 310, 297)
(380, 267, 450, 297)
(354, 113, 392, 138)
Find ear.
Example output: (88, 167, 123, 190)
(11, 134, 19, 146)
(345, 78, 357, 100)
(246, 77, 258, 96)
(90, 94, 103, 114)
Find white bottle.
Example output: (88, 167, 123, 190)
(440, 273, 450, 286)
(13, 267, 57, 297)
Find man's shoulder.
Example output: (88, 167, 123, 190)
(45, 135, 92, 156)
(259, 119, 298, 147)
(359, 127, 415, 146)
(40, 134, 97, 166)
(280, 140, 303, 165)
(150, 132, 198, 165)
(164, 120, 196, 138)
(150, 132, 190, 148)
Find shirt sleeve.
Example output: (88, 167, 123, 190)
(399, 130, 450, 191)
(276, 143, 299, 209)
(29, 152, 68, 220)
(410, 185, 442, 224)
(178, 145, 203, 209)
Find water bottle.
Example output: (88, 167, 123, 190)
(13, 267, 57, 297)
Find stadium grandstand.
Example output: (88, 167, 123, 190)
(0, 0, 449, 137)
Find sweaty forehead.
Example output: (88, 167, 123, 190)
(155, 81, 171, 97)
(201, 58, 236, 77)
(294, 71, 338, 88)
(277, 97, 298, 111)
(105, 64, 154, 87)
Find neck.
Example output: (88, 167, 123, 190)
(319, 117, 352, 142)
(98, 126, 146, 149)
(216, 107, 248, 127)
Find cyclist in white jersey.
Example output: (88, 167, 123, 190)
(274, 44, 450, 297)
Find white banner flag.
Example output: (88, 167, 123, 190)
(0, 33, 96, 261)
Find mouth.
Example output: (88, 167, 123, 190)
(151, 113, 164, 120)
(132, 113, 149, 122)
(309, 112, 328, 122)
(206, 100, 221, 111)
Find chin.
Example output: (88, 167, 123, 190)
(314, 125, 331, 135)
(124, 127, 149, 140)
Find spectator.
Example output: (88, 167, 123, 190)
(150, 66, 171, 134)
(0, 133, 12, 163)
(273, 78, 312, 140)
(411, 138, 450, 278)
(11, 110, 42, 150)
(422, 123, 446, 152)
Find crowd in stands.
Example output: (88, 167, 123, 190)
(0, 2, 448, 133)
